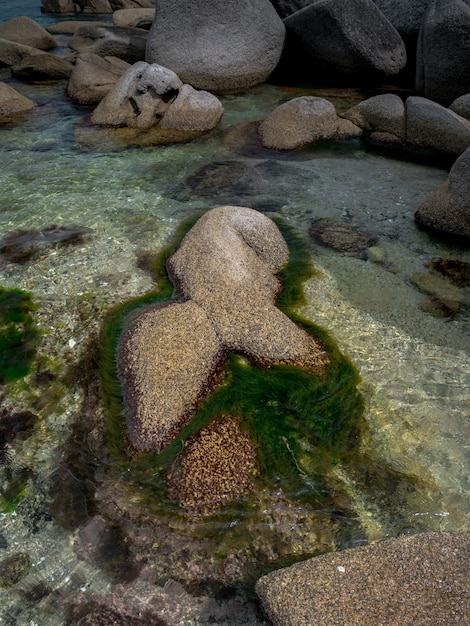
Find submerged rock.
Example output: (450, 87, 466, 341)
(0, 552, 31, 588)
(0, 224, 91, 263)
(256, 531, 470, 626)
(309, 219, 378, 256)
(167, 415, 257, 517)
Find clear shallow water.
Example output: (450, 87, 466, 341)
(0, 2, 469, 624)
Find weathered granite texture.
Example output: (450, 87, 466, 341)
(145, 0, 286, 92)
(415, 145, 470, 239)
(119, 206, 327, 452)
(256, 531, 470, 625)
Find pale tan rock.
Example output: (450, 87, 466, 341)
(159, 84, 224, 132)
(0, 16, 58, 51)
(66, 52, 130, 105)
(0, 82, 36, 120)
(259, 96, 361, 150)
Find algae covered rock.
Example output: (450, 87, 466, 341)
(118, 206, 327, 453)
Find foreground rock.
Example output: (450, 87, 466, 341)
(256, 531, 470, 625)
(284, 0, 406, 79)
(415, 146, 470, 240)
(0, 16, 58, 51)
(119, 300, 225, 452)
(416, 0, 470, 105)
(0, 83, 36, 120)
(145, 0, 285, 92)
(259, 96, 361, 150)
(167, 415, 257, 516)
(119, 206, 327, 452)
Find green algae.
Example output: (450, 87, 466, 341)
(99, 215, 365, 513)
(0, 552, 31, 588)
(0, 287, 40, 384)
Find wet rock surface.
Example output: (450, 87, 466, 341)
(0, 225, 91, 264)
(256, 531, 470, 626)
(309, 219, 378, 256)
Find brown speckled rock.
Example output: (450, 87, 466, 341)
(168, 206, 326, 368)
(119, 206, 327, 453)
(255, 531, 470, 626)
(258, 96, 361, 150)
(119, 300, 225, 452)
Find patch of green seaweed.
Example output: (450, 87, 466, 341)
(99, 215, 365, 512)
(0, 287, 40, 384)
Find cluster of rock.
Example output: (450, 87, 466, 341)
(119, 206, 327, 453)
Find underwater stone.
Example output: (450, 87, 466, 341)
(167, 415, 257, 517)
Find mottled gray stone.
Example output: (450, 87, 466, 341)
(342, 93, 405, 140)
(284, 0, 406, 77)
(406, 96, 470, 156)
(415, 146, 470, 239)
(145, 0, 285, 92)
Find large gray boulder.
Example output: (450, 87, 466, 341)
(284, 0, 407, 78)
(0, 16, 58, 51)
(256, 532, 469, 626)
(258, 96, 362, 150)
(68, 25, 148, 64)
(371, 0, 432, 39)
(269, 0, 313, 18)
(450, 93, 470, 121)
(406, 96, 470, 156)
(66, 52, 130, 105)
(91, 61, 183, 127)
(416, 0, 470, 105)
(0, 82, 36, 120)
(415, 146, 470, 239)
(0, 38, 46, 68)
(145, 0, 285, 93)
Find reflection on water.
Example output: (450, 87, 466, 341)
(1, 4, 469, 624)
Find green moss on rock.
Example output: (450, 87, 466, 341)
(99, 215, 365, 513)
